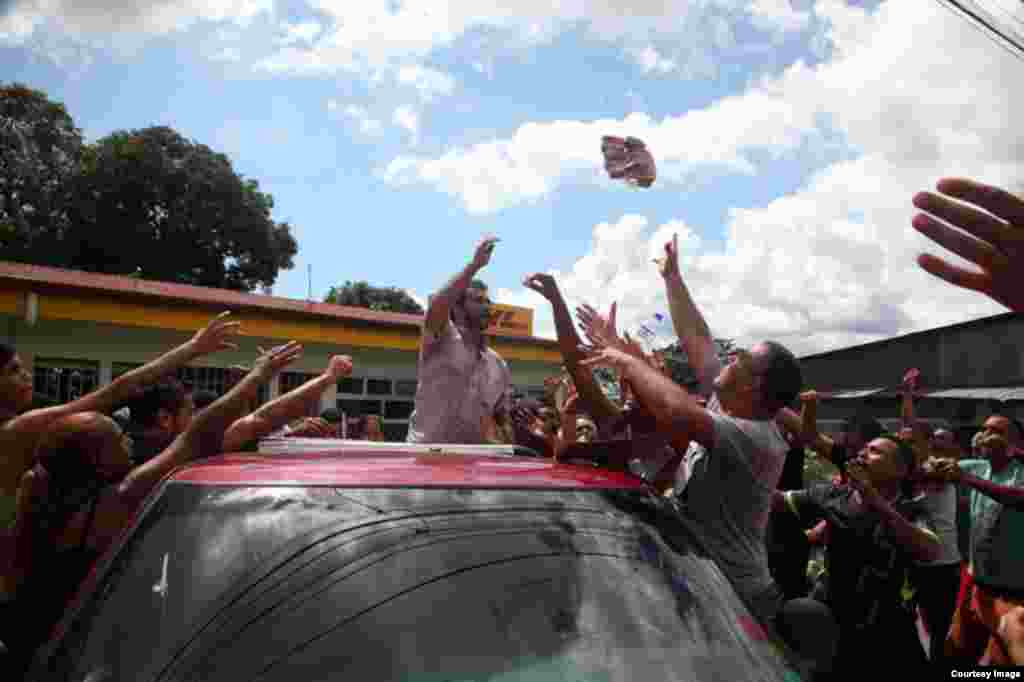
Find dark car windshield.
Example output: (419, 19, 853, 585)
(38, 484, 798, 682)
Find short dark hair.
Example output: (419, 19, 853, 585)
(842, 414, 884, 445)
(0, 342, 14, 369)
(127, 379, 189, 428)
(191, 389, 218, 410)
(877, 433, 917, 476)
(758, 341, 802, 411)
(320, 408, 342, 424)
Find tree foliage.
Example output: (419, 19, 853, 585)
(0, 83, 83, 259)
(656, 337, 736, 388)
(325, 280, 424, 314)
(0, 84, 297, 292)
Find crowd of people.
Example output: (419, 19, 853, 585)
(0, 174, 1022, 678)
(400, 175, 1024, 676)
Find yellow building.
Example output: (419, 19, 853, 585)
(0, 262, 562, 440)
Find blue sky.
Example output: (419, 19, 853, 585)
(2, 0, 1022, 356)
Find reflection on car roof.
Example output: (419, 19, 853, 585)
(169, 439, 649, 490)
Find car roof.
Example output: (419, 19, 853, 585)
(170, 440, 648, 490)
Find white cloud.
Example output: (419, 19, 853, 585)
(331, 102, 383, 136)
(276, 21, 322, 46)
(1, 0, 272, 43)
(447, 0, 1024, 353)
(628, 45, 678, 74)
(392, 105, 419, 138)
(749, 0, 812, 34)
(396, 64, 456, 100)
(247, 0, 811, 83)
(380, 85, 821, 213)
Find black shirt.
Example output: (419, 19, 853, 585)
(785, 483, 931, 631)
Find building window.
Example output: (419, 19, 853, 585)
(33, 358, 99, 404)
(395, 379, 417, 397)
(366, 378, 392, 396)
(526, 386, 546, 400)
(279, 371, 318, 394)
(338, 377, 364, 395)
(382, 422, 409, 441)
(111, 362, 143, 379)
(176, 366, 268, 405)
(384, 400, 415, 420)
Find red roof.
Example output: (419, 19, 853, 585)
(171, 452, 647, 490)
(0, 260, 557, 347)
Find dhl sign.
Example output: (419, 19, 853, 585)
(485, 303, 534, 337)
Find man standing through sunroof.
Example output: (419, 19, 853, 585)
(407, 236, 512, 445)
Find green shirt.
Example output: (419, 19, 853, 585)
(959, 457, 1024, 593)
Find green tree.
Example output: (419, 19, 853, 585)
(325, 280, 424, 314)
(0, 83, 84, 259)
(64, 126, 297, 291)
(656, 337, 736, 388)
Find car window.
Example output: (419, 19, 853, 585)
(39, 485, 800, 681)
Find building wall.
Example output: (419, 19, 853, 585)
(800, 313, 1024, 392)
(797, 313, 1024, 439)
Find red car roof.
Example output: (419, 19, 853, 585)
(171, 452, 648, 490)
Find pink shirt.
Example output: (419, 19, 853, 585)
(407, 320, 512, 444)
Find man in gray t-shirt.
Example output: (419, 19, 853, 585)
(675, 392, 792, 623)
(582, 234, 803, 626)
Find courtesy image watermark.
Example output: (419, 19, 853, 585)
(950, 671, 1023, 679)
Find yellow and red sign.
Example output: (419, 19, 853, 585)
(485, 303, 534, 337)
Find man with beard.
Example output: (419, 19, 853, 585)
(407, 236, 512, 444)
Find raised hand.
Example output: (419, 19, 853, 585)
(252, 341, 303, 379)
(799, 390, 819, 406)
(912, 178, 1024, 312)
(653, 233, 680, 280)
(522, 272, 561, 302)
(471, 234, 500, 271)
(325, 355, 354, 380)
(576, 302, 620, 351)
(926, 458, 961, 483)
(998, 606, 1024, 665)
(621, 332, 647, 362)
(846, 461, 877, 499)
(578, 346, 632, 373)
(189, 311, 241, 356)
(901, 368, 920, 393)
(286, 417, 335, 438)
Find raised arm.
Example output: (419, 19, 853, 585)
(424, 236, 497, 336)
(793, 390, 837, 461)
(654, 234, 719, 394)
(522, 273, 620, 425)
(581, 347, 713, 448)
(900, 368, 919, 430)
(117, 342, 303, 504)
(221, 355, 353, 452)
(6, 312, 240, 435)
(929, 458, 1024, 511)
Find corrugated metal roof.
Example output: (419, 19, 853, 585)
(921, 387, 1024, 402)
(0, 261, 558, 348)
(822, 388, 887, 399)
(820, 386, 1024, 402)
